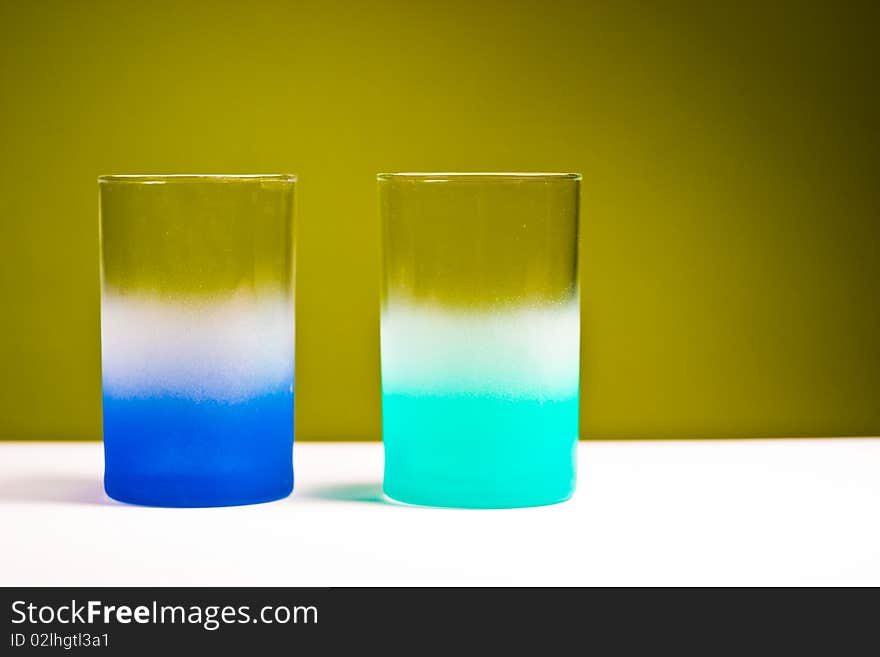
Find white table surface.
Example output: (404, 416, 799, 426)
(1, 439, 878, 586)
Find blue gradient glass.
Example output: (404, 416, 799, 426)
(99, 174, 296, 507)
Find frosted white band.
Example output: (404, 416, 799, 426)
(381, 301, 579, 399)
(101, 293, 294, 402)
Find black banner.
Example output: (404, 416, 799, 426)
(0, 587, 871, 653)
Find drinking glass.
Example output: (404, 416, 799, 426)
(99, 174, 296, 507)
(379, 172, 581, 508)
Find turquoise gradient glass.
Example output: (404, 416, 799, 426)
(379, 172, 581, 508)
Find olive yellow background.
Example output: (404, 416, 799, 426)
(1, 1, 878, 440)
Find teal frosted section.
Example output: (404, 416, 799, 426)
(383, 393, 578, 508)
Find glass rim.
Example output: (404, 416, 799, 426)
(376, 172, 581, 182)
(98, 174, 297, 183)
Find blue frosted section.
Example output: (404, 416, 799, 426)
(103, 390, 293, 507)
(382, 393, 578, 508)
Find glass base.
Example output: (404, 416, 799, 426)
(382, 483, 573, 509)
(105, 473, 293, 508)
